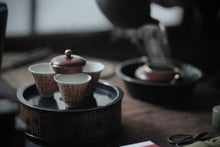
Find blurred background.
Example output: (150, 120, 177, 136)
(1, 0, 220, 75)
(3, 0, 112, 36)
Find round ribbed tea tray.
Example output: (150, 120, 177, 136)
(17, 80, 123, 143)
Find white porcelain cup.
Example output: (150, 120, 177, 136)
(28, 63, 57, 98)
(54, 73, 91, 108)
(82, 61, 105, 96)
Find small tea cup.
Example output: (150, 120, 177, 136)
(28, 63, 57, 98)
(54, 73, 91, 108)
(82, 61, 105, 96)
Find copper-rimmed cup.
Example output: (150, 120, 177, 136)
(82, 61, 105, 96)
(28, 63, 57, 98)
(54, 73, 91, 108)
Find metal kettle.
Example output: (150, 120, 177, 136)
(96, 0, 157, 28)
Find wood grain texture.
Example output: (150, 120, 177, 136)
(19, 102, 121, 143)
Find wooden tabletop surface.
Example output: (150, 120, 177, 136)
(1, 52, 220, 147)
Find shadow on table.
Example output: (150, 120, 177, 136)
(127, 71, 220, 112)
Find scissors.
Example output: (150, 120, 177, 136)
(167, 132, 208, 147)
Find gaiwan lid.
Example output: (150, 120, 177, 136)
(50, 49, 86, 74)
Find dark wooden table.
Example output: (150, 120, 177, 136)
(1, 52, 220, 147)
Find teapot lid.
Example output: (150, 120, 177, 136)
(50, 49, 86, 74)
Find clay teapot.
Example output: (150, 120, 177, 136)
(133, 24, 181, 83)
(135, 56, 181, 83)
(135, 63, 180, 83)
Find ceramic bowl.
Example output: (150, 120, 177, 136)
(116, 58, 203, 103)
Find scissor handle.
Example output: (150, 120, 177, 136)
(168, 134, 193, 144)
(168, 132, 208, 147)
(193, 132, 208, 140)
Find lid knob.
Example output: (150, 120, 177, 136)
(65, 49, 72, 59)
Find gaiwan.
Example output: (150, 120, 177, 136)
(50, 49, 86, 74)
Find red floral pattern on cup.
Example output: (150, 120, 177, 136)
(57, 82, 88, 104)
(33, 74, 57, 97)
(82, 61, 104, 96)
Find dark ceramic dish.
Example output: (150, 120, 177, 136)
(116, 58, 203, 103)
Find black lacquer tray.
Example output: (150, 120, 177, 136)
(17, 80, 123, 143)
